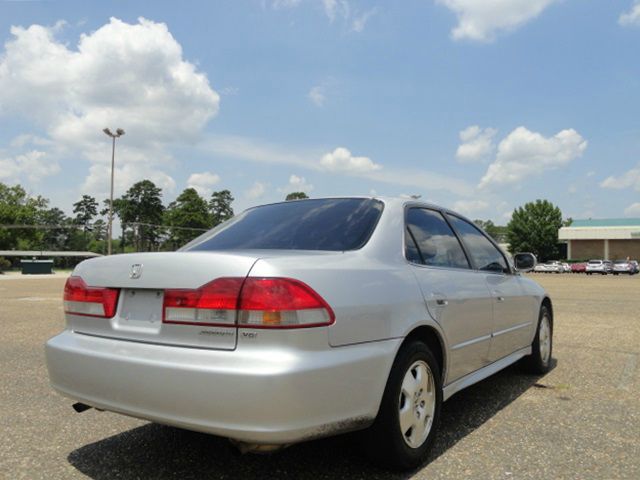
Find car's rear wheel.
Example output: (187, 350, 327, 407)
(522, 305, 553, 374)
(365, 341, 442, 471)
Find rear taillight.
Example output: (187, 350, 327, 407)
(63, 276, 120, 318)
(162, 277, 335, 329)
(163, 277, 243, 326)
(237, 277, 335, 328)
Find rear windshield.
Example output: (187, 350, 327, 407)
(185, 198, 384, 252)
(588, 260, 602, 264)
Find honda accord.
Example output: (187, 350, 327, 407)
(45, 197, 553, 470)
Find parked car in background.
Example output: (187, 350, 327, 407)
(586, 259, 613, 275)
(533, 263, 548, 273)
(561, 262, 571, 273)
(45, 197, 554, 471)
(534, 261, 564, 273)
(632, 261, 640, 274)
(613, 259, 639, 275)
(570, 263, 587, 273)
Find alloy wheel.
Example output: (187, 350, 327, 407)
(398, 360, 435, 448)
(539, 315, 551, 365)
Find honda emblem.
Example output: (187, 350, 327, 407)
(130, 263, 143, 279)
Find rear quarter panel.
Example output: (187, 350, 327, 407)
(249, 253, 429, 347)
(518, 275, 550, 342)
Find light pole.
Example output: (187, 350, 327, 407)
(103, 127, 125, 255)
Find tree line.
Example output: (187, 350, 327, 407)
(0, 181, 238, 257)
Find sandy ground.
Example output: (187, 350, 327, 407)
(0, 273, 638, 479)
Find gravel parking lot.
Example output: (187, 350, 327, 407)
(1, 273, 638, 479)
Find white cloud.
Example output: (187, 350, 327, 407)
(323, 0, 350, 22)
(271, 1, 373, 31)
(0, 150, 60, 183)
(246, 181, 268, 200)
(436, 0, 559, 42)
(479, 127, 587, 189)
(624, 202, 640, 216)
(352, 7, 378, 32)
(363, 168, 473, 197)
(308, 78, 338, 107)
(279, 174, 314, 194)
(10, 134, 53, 148)
(320, 147, 382, 173)
(219, 86, 239, 96)
(323, 0, 338, 21)
(600, 163, 640, 191)
(452, 199, 489, 216)
(187, 172, 221, 197)
(82, 163, 177, 198)
(456, 125, 497, 163)
(203, 134, 315, 170)
(308, 85, 326, 107)
(271, 0, 302, 9)
(0, 17, 219, 198)
(619, 2, 640, 27)
(202, 134, 474, 196)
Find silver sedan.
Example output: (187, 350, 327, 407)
(45, 197, 553, 470)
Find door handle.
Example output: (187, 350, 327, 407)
(496, 296, 505, 302)
(436, 299, 448, 306)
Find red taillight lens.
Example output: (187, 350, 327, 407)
(163, 277, 243, 326)
(162, 277, 335, 329)
(63, 276, 120, 318)
(238, 277, 335, 329)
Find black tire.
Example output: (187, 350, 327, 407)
(521, 305, 553, 374)
(364, 341, 442, 471)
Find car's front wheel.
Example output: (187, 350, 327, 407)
(365, 341, 442, 471)
(522, 305, 553, 374)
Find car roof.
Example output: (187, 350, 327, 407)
(243, 196, 458, 215)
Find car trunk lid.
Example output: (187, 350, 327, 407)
(67, 252, 260, 350)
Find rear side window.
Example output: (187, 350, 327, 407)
(186, 198, 383, 251)
(446, 214, 509, 273)
(405, 208, 470, 269)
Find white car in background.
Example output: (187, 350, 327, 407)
(586, 259, 613, 275)
(534, 261, 564, 273)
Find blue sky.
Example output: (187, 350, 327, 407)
(1, 0, 640, 222)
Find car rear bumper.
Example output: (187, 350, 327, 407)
(45, 330, 399, 444)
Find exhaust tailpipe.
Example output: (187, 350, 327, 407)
(229, 439, 289, 454)
(72, 402, 92, 413)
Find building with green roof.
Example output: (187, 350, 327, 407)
(558, 218, 640, 260)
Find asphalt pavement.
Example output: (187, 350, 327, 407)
(0, 272, 638, 479)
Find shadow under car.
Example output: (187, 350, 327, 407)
(68, 361, 555, 479)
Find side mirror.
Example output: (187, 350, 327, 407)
(513, 252, 536, 272)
